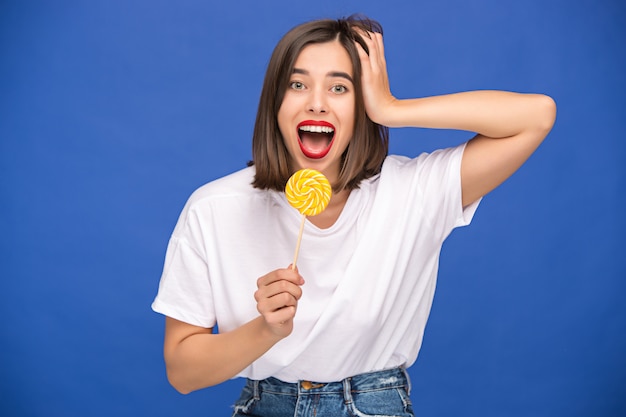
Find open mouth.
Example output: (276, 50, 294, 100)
(297, 120, 335, 159)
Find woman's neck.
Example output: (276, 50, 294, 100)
(307, 188, 350, 229)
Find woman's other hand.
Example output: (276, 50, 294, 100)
(354, 28, 398, 126)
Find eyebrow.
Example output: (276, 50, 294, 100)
(292, 68, 354, 83)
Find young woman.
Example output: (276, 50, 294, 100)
(152, 15, 556, 416)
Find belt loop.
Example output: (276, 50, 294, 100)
(342, 377, 352, 404)
(401, 366, 412, 395)
(253, 379, 260, 400)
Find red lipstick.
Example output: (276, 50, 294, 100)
(296, 120, 336, 159)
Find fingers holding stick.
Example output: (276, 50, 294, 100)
(255, 267, 304, 336)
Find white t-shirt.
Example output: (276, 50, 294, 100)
(152, 143, 479, 383)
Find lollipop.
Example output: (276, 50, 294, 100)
(285, 169, 332, 268)
(286, 169, 332, 216)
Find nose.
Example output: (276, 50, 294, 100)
(307, 88, 327, 114)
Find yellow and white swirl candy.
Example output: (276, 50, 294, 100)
(285, 169, 332, 216)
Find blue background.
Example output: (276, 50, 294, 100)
(1, 0, 624, 416)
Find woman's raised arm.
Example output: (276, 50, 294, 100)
(355, 30, 557, 206)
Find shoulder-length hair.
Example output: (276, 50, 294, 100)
(250, 15, 389, 192)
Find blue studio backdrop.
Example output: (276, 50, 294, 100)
(1, 0, 624, 416)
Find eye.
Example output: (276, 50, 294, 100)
(331, 84, 348, 94)
(290, 81, 305, 90)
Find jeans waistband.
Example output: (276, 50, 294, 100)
(245, 367, 411, 397)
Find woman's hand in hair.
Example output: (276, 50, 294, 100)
(354, 28, 398, 127)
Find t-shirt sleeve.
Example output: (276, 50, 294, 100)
(411, 142, 480, 240)
(151, 205, 217, 329)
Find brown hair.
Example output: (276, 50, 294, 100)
(250, 15, 389, 192)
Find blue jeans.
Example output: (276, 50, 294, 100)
(231, 367, 415, 417)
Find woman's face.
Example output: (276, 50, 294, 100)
(277, 40, 355, 183)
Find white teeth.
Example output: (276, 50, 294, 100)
(299, 125, 334, 134)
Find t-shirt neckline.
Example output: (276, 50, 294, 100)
(274, 181, 369, 235)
